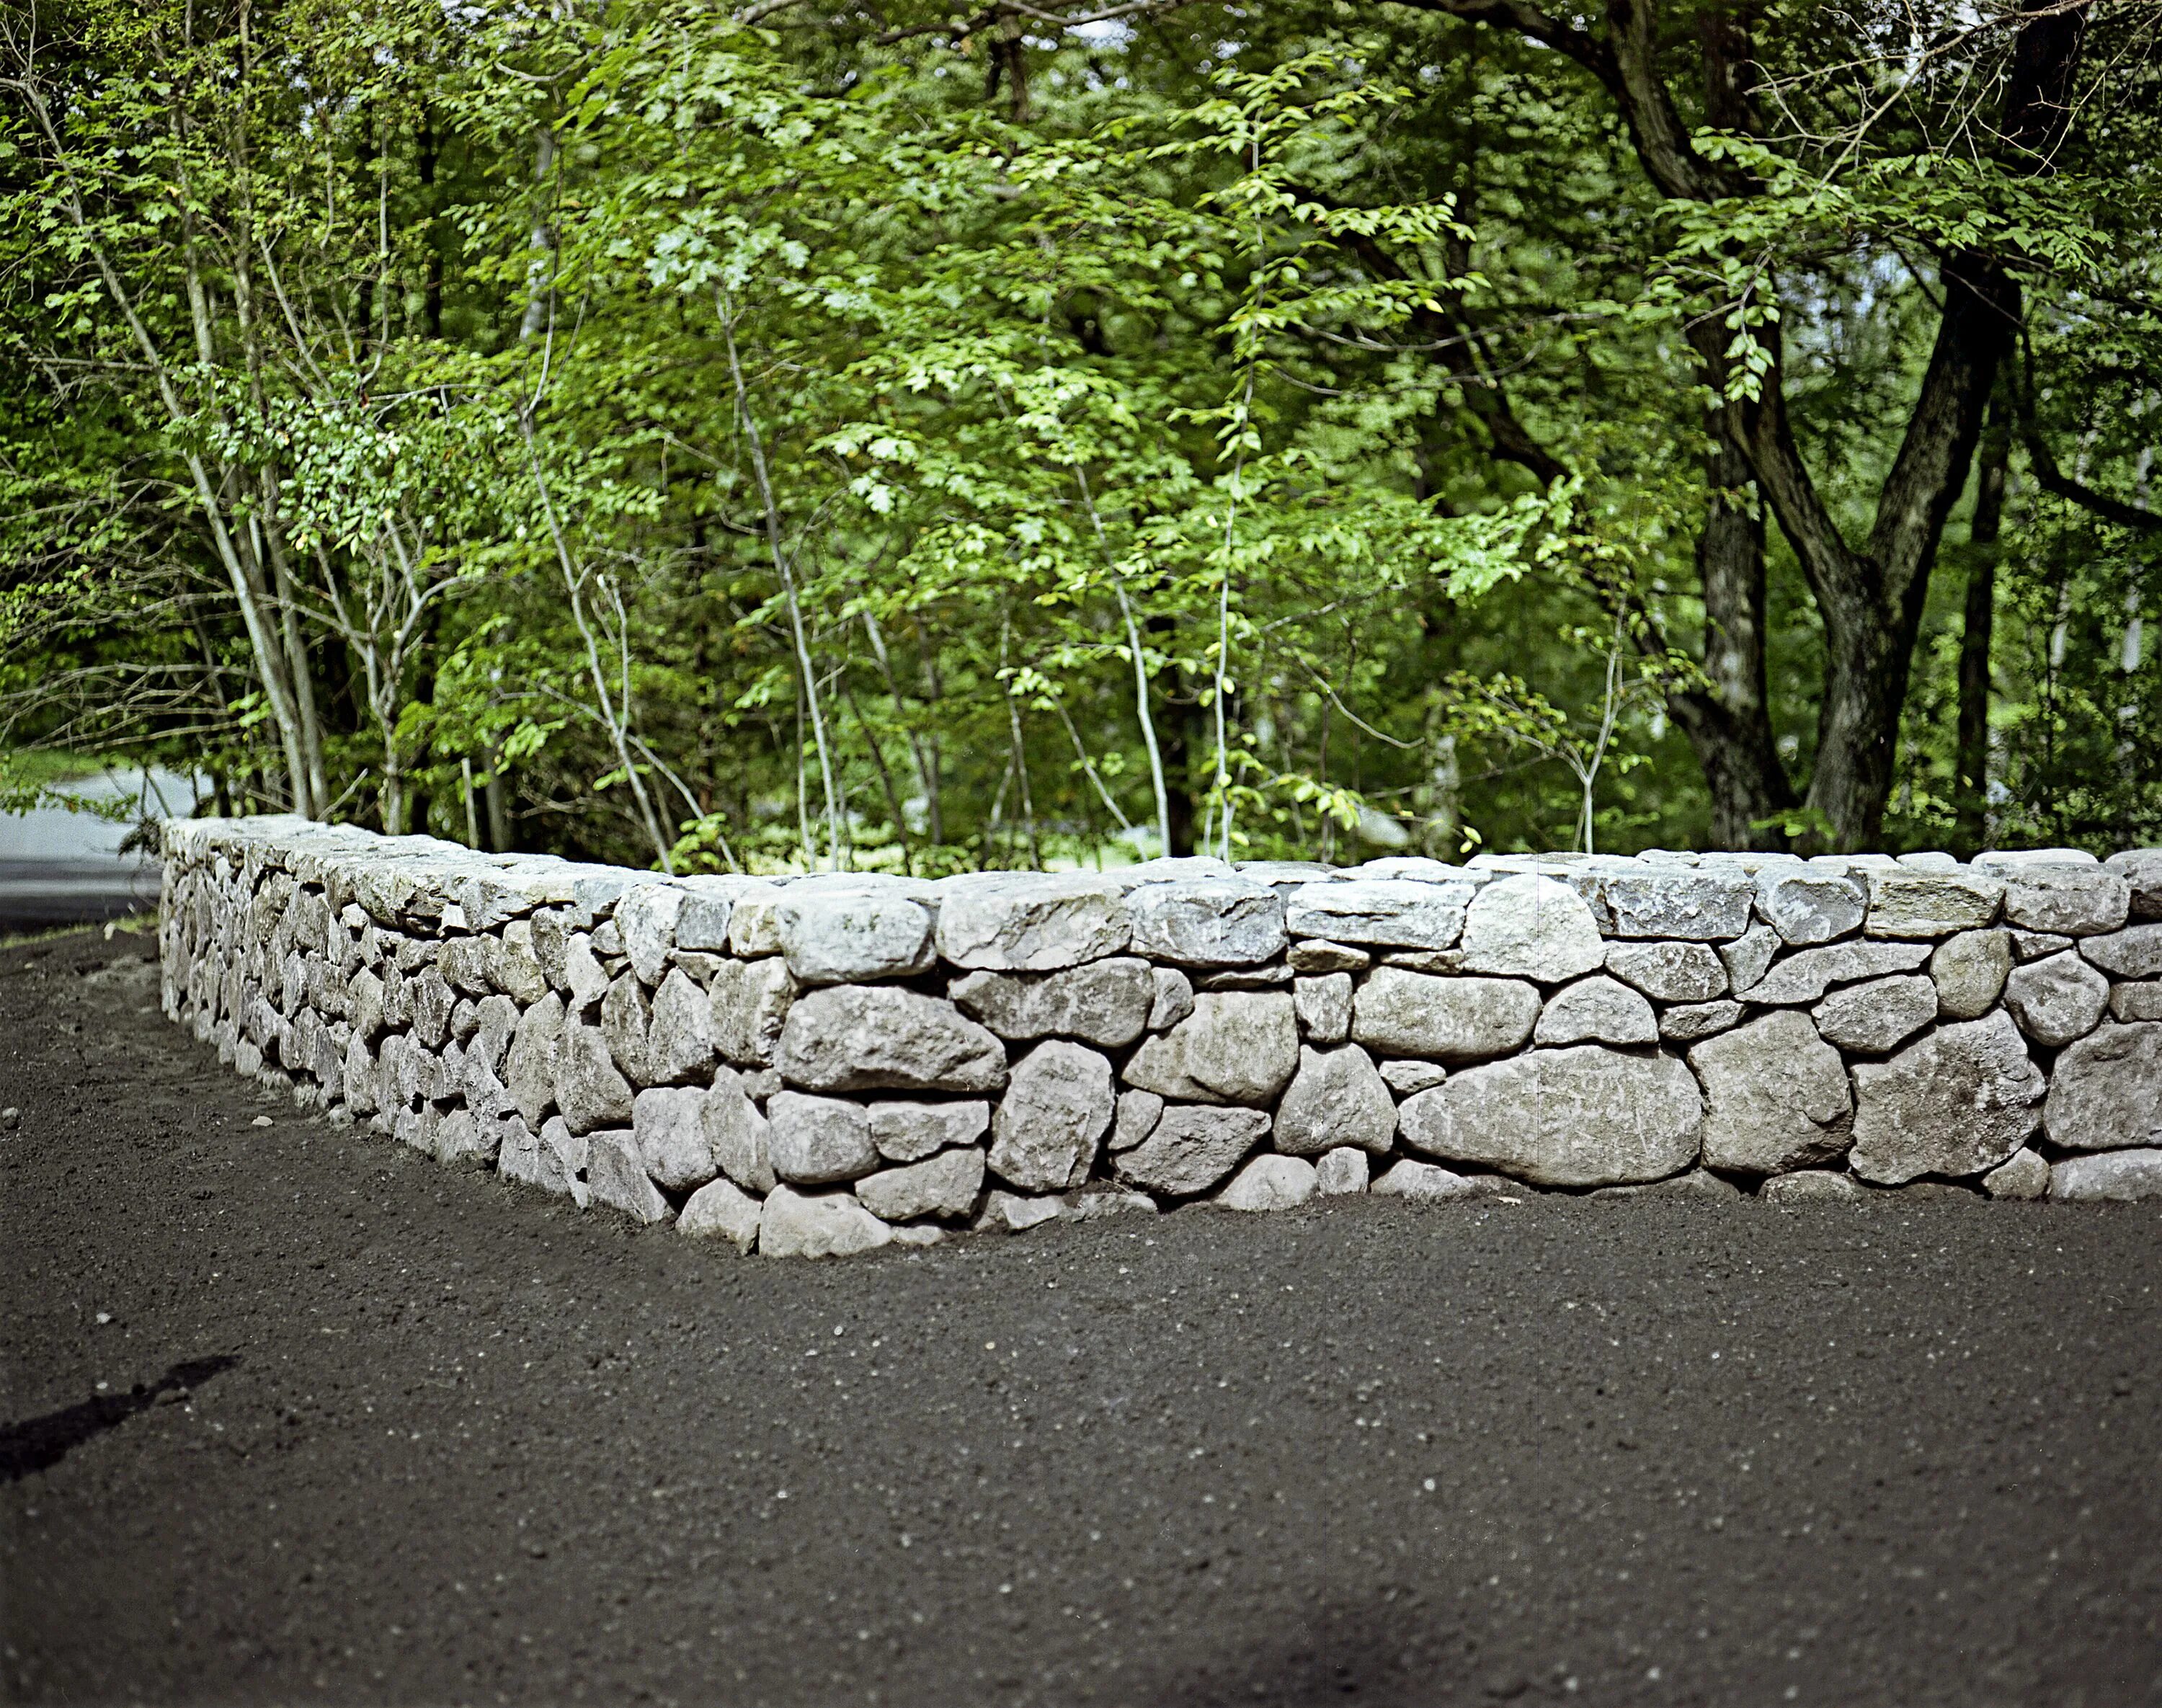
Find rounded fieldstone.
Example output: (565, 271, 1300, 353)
(934, 871, 1131, 970)
(765, 1090, 879, 1185)
(2042, 1021, 2162, 1152)
(1397, 1046, 1702, 1188)
(1756, 869, 1867, 946)
(758, 1185, 894, 1258)
(679, 1177, 762, 1252)
(1534, 976, 1657, 1046)
(1604, 941, 1727, 1004)
(1122, 991, 1299, 1106)
(1126, 877, 1287, 968)
(1214, 1154, 1318, 1211)
(1349, 968, 1540, 1064)
(2003, 951, 2111, 1047)
(1314, 1147, 1370, 1195)
(1929, 930, 2011, 1020)
(856, 1147, 987, 1222)
(989, 1040, 1115, 1192)
(1272, 1044, 1397, 1156)
(775, 986, 1007, 1093)
(1982, 1148, 2050, 1201)
(1454, 874, 1605, 982)
(948, 958, 1154, 1049)
(1113, 1105, 1271, 1196)
(1849, 1011, 2045, 1185)
(2049, 1147, 2162, 1201)
(1812, 975, 1939, 1054)
(1691, 1010, 1853, 1175)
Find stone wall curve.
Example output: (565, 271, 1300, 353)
(156, 818, 2162, 1253)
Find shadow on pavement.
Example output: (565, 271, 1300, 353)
(0, 1354, 239, 1482)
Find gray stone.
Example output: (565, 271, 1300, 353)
(1315, 1147, 1370, 1195)
(990, 1040, 1115, 1191)
(1454, 874, 1604, 981)
(766, 1091, 879, 1185)
(1864, 868, 2003, 938)
(948, 958, 1153, 1048)
(471, 993, 520, 1079)
(1603, 868, 1756, 940)
(977, 1191, 1070, 1234)
(1214, 1154, 1317, 1211)
(1273, 1044, 1397, 1156)
(2105, 848, 2162, 920)
(646, 969, 715, 1083)
(1604, 941, 1728, 1003)
(2042, 1021, 2162, 1152)
(1849, 1011, 2045, 1184)
(1148, 967, 1194, 1031)
(1659, 1001, 1742, 1043)
(633, 1086, 717, 1192)
(775, 987, 1007, 1093)
(1126, 877, 1287, 967)
(1379, 1059, 1450, 1096)
(673, 880, 748, 953)
(1284, 879, 1471, 950)
(934, 871, 1131, 969)
(1124, 991, 1299, 1106)
(537, 1116, 590, 1207)
(857, 1147, 987, 1221)
(349, 968, 385, 1041)
(2011, 930, 2074, 961)
(1195, 966, 1290, 990)
(1112, 1090, 1164, 1152)
(1349, 968, 1541, 1064)
(725, 885, 789, 958)
(1983, 1148, 2050, 1201)
(1371, 1159, 1484, 1201)
(778, 885, 935, 984)
(440, 935, 491, 997)
(1114, 1104, 1272, 1196)
(600, 974, 654, 1085)
(1398, 1047, 1702, 1187)
(2110, 982, 2162, 1022)
(1593, 1168, 1743, 1202)
(1293, 974, 1353, 1044)
(409, 965, 455, 1050)
(2078, 922, 2162, 979)
(587, 1130, 674, 1226)
(564, 932, 610, 1012)
(1718, 925, 1780, 995)
(868, 1100, 989, 1163)
(1289, 940, 1372, 973)
(342, 1033, 378, 1114)
(432, 1106, 503, 1170)
(1930, 930, 2011, 1019)
(486, 925, 549, 1005)
(1760, 1169, 1868, 1203)
(1991, 863, 2131, 936)
(1747, 869, 1868, 951)
(617, 886, 685, 985)
(759, 1185, 893, 1258)
(2003, 951, 2110, 1047)
(678, 1177, 762, 1252)
(2050, 1147, 2162, 1201)
(1691, 1010, 1853, 1174)
(709, 956, 797, 1067)
(702, 1069, 776, 1193)
(1534, 977, 1657, 1046)
(1738, 939, 1933, 1005)
(556, 1016, 633, 1136)
(1812, 976, 1939, 1054)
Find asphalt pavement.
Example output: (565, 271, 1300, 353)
(3, 929, 2158, 1707)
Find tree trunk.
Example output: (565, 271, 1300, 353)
(1953, 401, 2011, 857)
(1666, 413, 1794, 848)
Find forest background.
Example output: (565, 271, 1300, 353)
(3, 0, 2158, 876)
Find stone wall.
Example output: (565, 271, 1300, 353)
(158, 817, 2162, 1255)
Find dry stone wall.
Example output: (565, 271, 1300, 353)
(158, 817, 2162, 1255)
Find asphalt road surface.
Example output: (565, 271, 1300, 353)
(3, 930, 2158, 1707)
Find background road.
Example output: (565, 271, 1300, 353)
(3, 929, 2158, 1707)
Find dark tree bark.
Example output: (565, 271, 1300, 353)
(1954, 400, 2011, 858)
(1396, 0, 2088, 849)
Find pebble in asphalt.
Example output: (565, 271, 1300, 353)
(2, 930, 2158, 1706)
